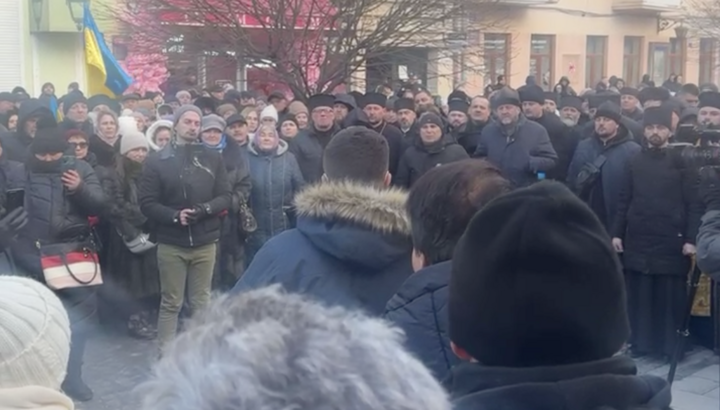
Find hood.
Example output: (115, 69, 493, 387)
(294, 181, 412, 270)
(146, 119, 173, 151)
(334, 93, 357, 110)
(0, 386, 74, 410)
(445, 356, 671, 410)
(17, 99, 54, 132)
(248, 138, 289, 156)
(385, 261, 450, 312)
(341, 108, 370, 128)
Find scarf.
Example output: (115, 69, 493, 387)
(202, 134, 227, 151)
(0, 386, 74, 410)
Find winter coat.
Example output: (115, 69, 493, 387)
(138, 142, 232, 248)
(529, 113, 578, 182)
(12, 159, 106, 279)
(246, 140, 305, 257)
(474, 116, 558, 187)
(394, 135, 469, 188)
(400, 122, 421, 152)
(0, 100, 54, 162)
(623, 106, 644, 122)
(580, 117, 644, 146)
(88, 134, 120, 167)
(453, 120, 486, 155)
(445, 356, 672, 410)
(698, 210, 720, 281)
(0, 157, 25, 194)
(233, 181, 414, 315)
(368, 122, 404, 177)
(383, 261, 458, 380)
(568, 126, 641, 231)
(610, 148, 702, 275)
(288, 124, 340, 183)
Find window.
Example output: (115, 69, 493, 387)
(529, 34, 554, 90)
(623, 36, 642, 87)
(668, 38, 683, 78)
(699, 38, 717, 84)
(585, 36, 607, 88)
(483, 33, 510, 86)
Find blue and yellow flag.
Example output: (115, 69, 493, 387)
(83, 3, 132, 96)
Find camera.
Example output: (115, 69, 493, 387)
(671, 125, 720, 168)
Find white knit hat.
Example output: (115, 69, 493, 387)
(121, 130, 150, 155)
(0, 276, 71, 390)
(260, 105, 278, 122)
(118, 115, 139, 137)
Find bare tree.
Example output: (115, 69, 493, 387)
(101, 0, 510, 98)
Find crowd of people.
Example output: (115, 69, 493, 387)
(0, 72, 718, 410)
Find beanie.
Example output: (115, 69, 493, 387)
(173, 104, 203, 126)
(31, 128, 68, 155)
(281, 114, 299, 128)
(120, 129, 150, 155)
(518, 85, 545, 105)
(643, 106, 673, 130)
(595, 101, 623, 124)
(118, 115, 139, 138)
(260, 105, 279, 122)
(201, 114, 227, 133)
(0, 276, 71, 389)
(62, 91, 87, 116)
(418, 112, 443, 128)
(491, 88, 521, 110)
(449, 181, 629, 367)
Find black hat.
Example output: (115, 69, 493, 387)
(491, 88, 521, 110)
(121, 93, 141, 102)
(700, 83, 719, 93)
(662, 97, 686, 116)
(194, 96, 216, 113)
(595, 101, 622, 124)
(226, 113, 246, 127)
(87, 94, 120, 114)
(239, 91, 254, 99)
(348, 91, 364, 105)
(208, 84, 224, 93)
(386, 96, 398, 110)
(281, 114, 299, 128)
(448, 99, 469, 114)
(418, 112, 443, 128)
(31, 128, 68, 155)
(62, 92, 87, 116)
(449, 181, 629, 367)
(588, 93, 620, 109)
(638, 87, 670, 105)
(361, 92, 387, 108)
(447, 90, 469, 104)
(619, 87, 639, 98)
(543, 92, 557, 104)
(0, 92, 15, 103)
(268, 91, 286, 102)
(559, 95, 583, 111)
(308, 94, 335, 111)
(224, 90, 242, 104)
(680, 83, 700, 96)
(518, 85, 545, 105)
(643, 106, 673, 130)
(394, 97, 415, 112)
(699, 91, 720, 110)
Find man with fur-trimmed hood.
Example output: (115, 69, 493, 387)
(233, 126, 413, 315)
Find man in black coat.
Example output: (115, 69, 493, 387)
(620, 87, 644, 122)
(394, 113, 468, 188)
(520, 85, 574, 182)
(384, 160, 510, 380)
(139, 104, 231, 352)
(395, 97, 419, 151)
(287, 94, 339, 183)
(445, 181, 673, 410)
(611, 105, 703, 359)
(447, 99, 482, 155)
(361, 92, 404, 177)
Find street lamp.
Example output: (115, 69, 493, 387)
(31, 0, 43, 30)
(66, 0, 87, 31)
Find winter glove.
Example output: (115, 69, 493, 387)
(185, 203, 212, 225)
(700, 166, 720, 211)
(0, 207, 28, 247)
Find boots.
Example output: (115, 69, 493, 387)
(62, 332, 93, 402)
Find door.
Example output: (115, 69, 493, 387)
(648, 43, 669, 85)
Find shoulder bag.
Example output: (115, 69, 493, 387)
(39, 240, 103, 290)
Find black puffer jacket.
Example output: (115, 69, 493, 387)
(0, 100, 55, 162)
(368, 122, 404, 177)
(611, 148, 703, 275)
(530, 113, 578, 182)
(139, 142, 232, 248)
(394, 134, 469, 188)
(13, 159, 106, 278)
(452, 120, 486, 155)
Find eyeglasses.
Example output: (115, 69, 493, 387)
(69, 142, 88, 149)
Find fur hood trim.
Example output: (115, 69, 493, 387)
(294, 181, 410, 235)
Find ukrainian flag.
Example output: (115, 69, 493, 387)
(83, 3, 132, 96)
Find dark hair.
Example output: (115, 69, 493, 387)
(68, 82, 79, 90)
(407, 159, 511, 265)
(158, 105, 174, 116)
(680, 83, 700, 96)
(323, 126, 389, 185)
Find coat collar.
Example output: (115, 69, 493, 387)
(294, 181, 410, 236)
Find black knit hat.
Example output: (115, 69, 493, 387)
(194, 96, 216, 113)
(308, 94, 335, 111)
(394, 97, 414, 112)
(31, 128, 68, 155)
(361, 92, 387, 108)
(699, 91, 720, 110)
(226, 113, 246, 127)
(281, 114, 299, 128)
(559, 95, 583, 111)
(518, 85, 545, 104)
(448, 99, 469, 114)
(87, 94, 121, 114)
(447, 90, 469, 104)
(418, 113, 443, 128)
(449, 181, 629, 367)
(638, 87, 670, 105)
(595, 101, 622, 124)
(643, 106, 673, 130)
(62, 92, 87, 116)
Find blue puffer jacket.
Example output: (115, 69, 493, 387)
(384, 261, 458, 380)
(233, 181, 414, 315)
(246, 139, 305, 258)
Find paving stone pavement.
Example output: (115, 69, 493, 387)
(75, 327, 720, 410)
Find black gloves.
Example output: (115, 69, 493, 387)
(700, 166, 720, 211)
(185, 203, 212, 225)
(0, 207, 28, 247)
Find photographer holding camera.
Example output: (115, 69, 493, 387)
(695, 92, 720, 279)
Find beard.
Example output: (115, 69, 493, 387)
(647, 134, 666, 147)
(560, 117, 577, 127)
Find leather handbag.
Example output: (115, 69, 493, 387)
(40, 241, 103, 290)
(238, 201, 258, 234)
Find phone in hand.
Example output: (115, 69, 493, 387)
(5, 189, 24, 213)
(61, 155, 76, 173)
